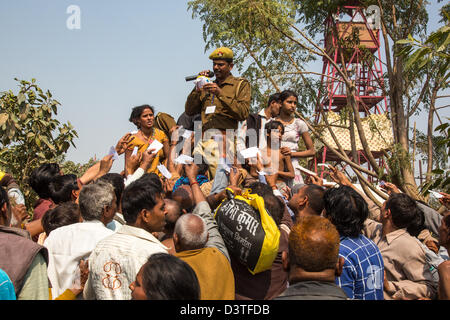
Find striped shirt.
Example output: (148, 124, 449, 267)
(336, 235, 384, 300)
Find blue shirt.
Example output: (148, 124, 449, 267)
(336, 235, 384, 300)
(0, 269, 16, 300)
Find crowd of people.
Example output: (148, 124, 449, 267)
(0, 46, 449, 301)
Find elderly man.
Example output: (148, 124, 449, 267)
(276, 215, 348, 300)
(44, 180, 116, 298)
(173, 162, 234, 300)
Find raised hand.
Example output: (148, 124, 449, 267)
(115, 133, 135, 155)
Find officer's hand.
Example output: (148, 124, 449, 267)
(198, 70, 211, 77)
(203, 82, 222, 96)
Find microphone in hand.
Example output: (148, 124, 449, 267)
(185, 70, 214, 82)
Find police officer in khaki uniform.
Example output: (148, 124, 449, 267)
(184, 47, 252, 179)
(185, 47, 251, 132)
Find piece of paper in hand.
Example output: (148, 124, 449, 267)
(174, 154, 194, 164)
(108, 146, 119, 161)
(182, 129, 193, 139)
(429, 190, 443, 199)
(194, 76, 212, 89)
(298, 165, 318, 176)
(322, 179, 337, 187)
(157, 164, 172, 179)
(317, 163, 330, 169)
(131, 147, 138, 156)
(273, 189, 283, 197)
(240, 147, 260, 159)
(147, 140, 163, 154)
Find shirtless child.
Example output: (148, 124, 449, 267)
(250, 120, 294, 191)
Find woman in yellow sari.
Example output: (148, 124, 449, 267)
(127, 105, 169, 175)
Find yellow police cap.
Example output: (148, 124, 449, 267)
(209, 47, 234, 60)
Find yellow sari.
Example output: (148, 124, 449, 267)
(128, 128, 168, 176)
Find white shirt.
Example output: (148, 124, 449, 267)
(83, 225, 168, 300)
(44, 220, 114, 298)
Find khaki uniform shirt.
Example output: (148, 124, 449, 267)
(185, 74, 251, 131)
(363, 220, 437, 300)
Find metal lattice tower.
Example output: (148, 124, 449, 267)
(312, 2, 391, 180)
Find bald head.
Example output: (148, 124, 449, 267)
(173, 214, 208, 252)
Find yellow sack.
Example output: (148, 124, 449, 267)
(214, 188, 280, 275)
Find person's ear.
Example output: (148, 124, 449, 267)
(141, 208, 151, 223)
(72, 189, 80, 201)
(105, 203, 115, 218)
(281, 251, 290, 272)
(181, 209, 187, 215)
(0, 202, 9, 225)
(383, 208, 392, 220)
(298, 195, 307, 207)
(173, 233, 180, 252)
(335, 257, 345, 277)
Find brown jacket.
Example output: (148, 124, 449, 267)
(0, 225, 48, 295)
(185, 74, 251, 131)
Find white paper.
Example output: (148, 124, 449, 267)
(273, 189, 283, 197)
(147, 140, 163, 154)
(194, 76, 212, 89)
(298, 165, 318, 176)
(182, 129, 193, 139)
(429, 190, 443, 199)
(322, 179, 337, 187)
(205, 106, 216, 114)
(174, 154, 194, 164)
(131, 147, 138, 156)
(239, 147, 260, 159)
(317, 163, 330, 169)
(107, 146, 119, 161)
(157, 164, 172, 179)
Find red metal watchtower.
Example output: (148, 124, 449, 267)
(312, 1, 390, 179)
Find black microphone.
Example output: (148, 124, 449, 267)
(185, 71, 215, 82)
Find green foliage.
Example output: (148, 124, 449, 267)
(419, 119, 450, 195)
(385, 143, 412, 186)
(0, 78, 78, 209)
(414, 128, 449, 169)
(397, 8, 449, 81)
(61, 158, 98, 177)
(397, 4, 450, 197)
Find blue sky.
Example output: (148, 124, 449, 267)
(0, 1, 448, 174)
